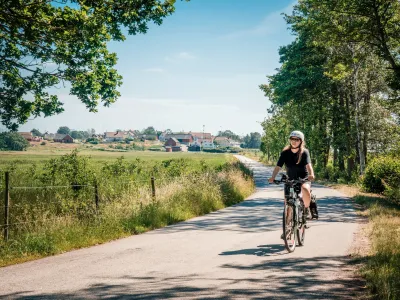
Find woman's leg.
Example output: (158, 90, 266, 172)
(301, 183, 311, 208)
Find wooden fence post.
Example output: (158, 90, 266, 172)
(151, 177, 156, 200)
(4, 172, 10, 242)
(94, 181, 99, 210)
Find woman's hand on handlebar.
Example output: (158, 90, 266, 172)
(268, 177, 275, 184)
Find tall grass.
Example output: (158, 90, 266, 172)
(0, 151, 254, 267)
(354, 195, 400, 300)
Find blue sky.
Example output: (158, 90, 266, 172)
(19, 0, 296, 136)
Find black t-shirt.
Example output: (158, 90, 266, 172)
(277, 148, 311, 180)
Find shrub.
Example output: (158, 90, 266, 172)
(362, 155, 400, 203)
(0, 132, 29, 151)
(86, 137, 99, 144)
(40, 141, 46, 146)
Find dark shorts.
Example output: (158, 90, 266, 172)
(284, 181, 311, 199)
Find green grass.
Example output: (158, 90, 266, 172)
(0, 147, 232, 167)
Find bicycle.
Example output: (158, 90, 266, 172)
(272, 175, 308, 253)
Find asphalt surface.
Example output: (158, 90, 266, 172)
(0, 155, 364, 299)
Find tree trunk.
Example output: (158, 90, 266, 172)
(344, 89, 354, 178)
(352, 65, 366, 175)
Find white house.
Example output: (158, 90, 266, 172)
(230, 140, 242, 148)
(213, 136, 231, 147)
(104, 131, 124, 142)
(202, 141, 215, 149)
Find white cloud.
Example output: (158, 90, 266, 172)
(143, 68, 165, 73)
(177, 52, 196, 60)
(222, 2, 295, 39)
(165, 51, 197, 63)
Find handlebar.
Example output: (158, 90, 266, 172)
(270, 178, 308, 185)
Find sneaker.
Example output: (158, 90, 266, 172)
(310, 200, 319, 219)
(311, 207, 318, 219)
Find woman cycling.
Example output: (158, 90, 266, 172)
(268, 130, 317, 219)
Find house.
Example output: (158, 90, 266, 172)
(18, 132, 33, 141)
(31, 136, 43, 142)
(230, 140, 242, 148)
(158, 131, 168, 142)
(190, 132, 212, 142)
(122, 130, 136, 140)
(44, 133, 55, 140)
(164, 137, 180, 147)
(104, 131, 124, 142)
(53, 134, 74, 143)
(202, 141, 216, 149)
(164, 133, 193, 145)
(213, 136, 231, 147)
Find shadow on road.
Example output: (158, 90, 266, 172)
(220, 244, 286, 257)
(2, 255, 366, 299)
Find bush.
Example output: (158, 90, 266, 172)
(0, 132, 29, 151)
(86, 137, 99, 144)
(203, 148, 226, 153)
(362, 156, 400, 203)
(40, 141, 46, 146)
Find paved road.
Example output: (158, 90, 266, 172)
(0, 155, 363, 299)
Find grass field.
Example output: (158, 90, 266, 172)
(0, 142, 233, 167)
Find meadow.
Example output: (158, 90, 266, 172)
(0, 144, 254, 266)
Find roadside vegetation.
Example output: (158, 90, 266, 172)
(258, 2, 400, 298)
(318, 155, 400, 300)
(0, 150, 254, 267)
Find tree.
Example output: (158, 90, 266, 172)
(1, 0, 183, 130)
(287, 0, 400, 92)
(142, 126, 157, 135)
(87, 128, 96, 137)
(217, 130, 241, 141)
(70, 131, 84, 140)
(57, 126, 70, 135)
(261, 5, 399, 178)
(31, 128, 43, 137)
(0, 132, 29, 151)
(241, 132, 262, 149)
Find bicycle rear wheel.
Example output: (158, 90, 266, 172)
(283, 204, 296, 252)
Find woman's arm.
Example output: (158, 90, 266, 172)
(306, 163, 315, 181)
(268, 166, 282, 183)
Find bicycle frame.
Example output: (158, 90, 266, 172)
(274, 177, 307, 252)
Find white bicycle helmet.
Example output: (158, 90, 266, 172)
(289, 130, 304, 141)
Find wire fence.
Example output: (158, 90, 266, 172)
(1, 172, 157, 242)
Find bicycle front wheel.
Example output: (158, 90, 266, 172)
(283, 204, 296, 252)
(297, 206, 306, 246)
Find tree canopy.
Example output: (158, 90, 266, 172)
(286, 0, 400, 92)
(241, 132, 262, 149)
(260, 0, 400, 178)
(31, 128, 43, 137)
(57, 126, 70, 135)
(217, 130, 241, 141)
(1, 0, 182, 130)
